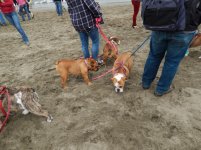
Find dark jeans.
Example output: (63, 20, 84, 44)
(78, 27, 99, 60)
(55, 1, 63, 16)
(4, 11, 29, 44)
(19, 3, 31, 21)
(142, 31, 196, 94)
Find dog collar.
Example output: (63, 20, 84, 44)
(84, 59, 91, 70)
(113, 61, 129, 77)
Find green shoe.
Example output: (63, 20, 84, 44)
(185, 50, 189, 57)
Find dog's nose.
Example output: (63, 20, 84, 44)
(117, 89, 120, 92)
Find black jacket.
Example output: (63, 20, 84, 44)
(185, 0, 201, 31)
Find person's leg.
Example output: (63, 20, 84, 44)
(58, 1, 63, 16)
(4, 13, 15, 26)
(11, 12, 29, 44)
(142, 31, 168, 88)
(132, 1, 140, 27)
(19, 5, 25, 21)
(27, 2, 31, 13)
(155, 31, 196, 94)
(88, 27, 99, 60)
(24, 4, 31, 20)
(79, 31, 90, 58)
(55, 2, 59, 16)
(0, 12, 6, 25)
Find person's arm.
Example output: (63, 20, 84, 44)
(66, 0, 73, 18)
(83, 0, 102, 18)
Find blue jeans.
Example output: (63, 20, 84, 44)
(142, 31, 195, 94)
(78, 27, 99, 60)
(19, 4, 31, 21)
(4, 11, 29, 43)
(0, 12, 6, 25)
(55, 1, 62, 16)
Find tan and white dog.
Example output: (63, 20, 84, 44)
(111, 51, 133, 93)
(1, 86, 53, 122)
(102, 36, 120, 65)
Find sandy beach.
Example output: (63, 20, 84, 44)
(1, 3, 201, 150)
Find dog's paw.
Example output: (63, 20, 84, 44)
(22, 109, 29, 115)
(47, 115, 53, 123)
(62, 86, 68, 91)
(88, 82, 92, 86)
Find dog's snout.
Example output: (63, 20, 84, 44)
(117, 88, 120, 92)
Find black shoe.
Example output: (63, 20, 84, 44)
(141, 82, 150, 90)
(142, 85, 150, 90)
(154, 87, 173, 97)
(97, 58, 104, 66)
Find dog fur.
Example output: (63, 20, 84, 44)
(111, 51, 133, 93)
(55, 58, 99, 89)
(102, 36, 120, 65)
(1, 86, 53, 122)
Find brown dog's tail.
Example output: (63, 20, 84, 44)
(55, 60, 61, 72)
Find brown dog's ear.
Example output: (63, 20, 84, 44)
(90, 60, 95, 66)
(86, 58, 92, 64)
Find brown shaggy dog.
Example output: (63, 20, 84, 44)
(55, 58, 99, 89)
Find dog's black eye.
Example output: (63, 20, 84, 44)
(119, 86, 123, 88)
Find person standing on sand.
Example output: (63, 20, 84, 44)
(17, 0, 31, 21)
(0, 0, 30, 45)
(131, 0, 141, 28)
(53, 0, 63, 16)
(0, 10, 6, 25)
(65, 0, 103, 65)
(141, 0, 201, 96)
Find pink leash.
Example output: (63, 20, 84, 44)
(95, 19, 118, 54)
(92, 68, 113, 81)
(0, 86, 11, 133)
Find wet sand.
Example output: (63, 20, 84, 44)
(0, 4, 201, 150)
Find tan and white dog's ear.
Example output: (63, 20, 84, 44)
(111, 77, 117, 83)
(111, 77, 116, 82)
(190, 33, 201, 48)
(122, 77, 126, 81)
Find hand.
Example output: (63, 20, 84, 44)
(95, 17, 104, 24)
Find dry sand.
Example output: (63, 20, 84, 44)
(0, 4, 201, 150)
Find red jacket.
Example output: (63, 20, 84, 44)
(0, 0, 15, 14)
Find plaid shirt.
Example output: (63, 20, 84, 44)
(66, 0, 102, 32)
